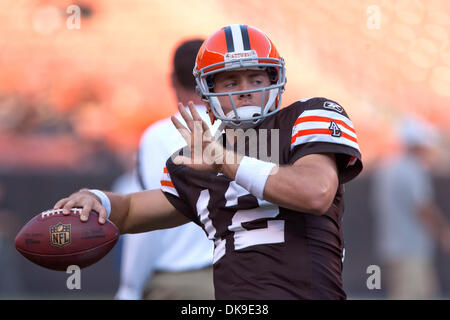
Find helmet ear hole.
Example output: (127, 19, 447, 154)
(267, 67, 278, 82)
(206, 75, 214, 90)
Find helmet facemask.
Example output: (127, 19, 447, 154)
(194, 55, 286, 129)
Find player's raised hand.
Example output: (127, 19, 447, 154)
(53, 189, 108, 224)
(171, 101, 229, 172)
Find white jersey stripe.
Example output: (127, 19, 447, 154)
(294, 121, 358, 139)
(291, 132, 361, 151)
(214, 238, 226, 263)
(162, 172, 172, 181)
(197, 190, 216, 240)
(297, 109, 355, 129)
(160, 170, 179, 197)
(291, 108, 360, 151)
(196, 189, 225, 263)
(161, 184, 179, 197)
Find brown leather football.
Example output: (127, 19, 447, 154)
(15, 208, 119, 271)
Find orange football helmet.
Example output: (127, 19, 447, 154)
(194, 24, 286, 128)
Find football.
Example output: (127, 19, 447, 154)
(15, 208, 119, 271)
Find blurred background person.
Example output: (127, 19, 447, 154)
(115, 39, 218, 300)
(371, 115, 450, 299)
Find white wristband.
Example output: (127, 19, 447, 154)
(88, 189, 111, 219)
(234, 156, 276, 199)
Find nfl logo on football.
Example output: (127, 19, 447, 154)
(50, 223, 71, 247)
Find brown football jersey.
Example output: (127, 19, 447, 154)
(161, 97, 363, 299)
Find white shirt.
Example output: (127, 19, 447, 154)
(115, 105, 219, 300)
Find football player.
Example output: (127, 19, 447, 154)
(54, 25, 363, 299)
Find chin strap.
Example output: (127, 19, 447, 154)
(223, 107, 263, 129)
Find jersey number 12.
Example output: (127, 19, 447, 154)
(196, 181, 285, 263)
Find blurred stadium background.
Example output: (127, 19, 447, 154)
(0, 0, 449, 299)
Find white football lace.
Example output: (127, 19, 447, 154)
(41, 208, 82, 218)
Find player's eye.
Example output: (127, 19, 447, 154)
(251, 76, 266, 86)
(224, 81, 237, 88)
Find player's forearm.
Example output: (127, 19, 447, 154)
(220, 153, 338, 215)
(103, 191, 132, 234)
(263, 165, 336, 215)
(110, 189, 190, 234)
(106, 191, 163, 234)
(85, 189, 165, 235)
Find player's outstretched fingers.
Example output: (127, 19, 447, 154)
(80, 203, 93, 222)
(171, 116, 191, 144)
(188, 102, 207, 133)
(62, 199, 77, 215)
(187, 101, 201, 120)
(178, 102, 195, 132)
(92, 201, 107, 224)
(188, 101, 212, 138)
(202, 119, 212, 138)
(53, 198, 69, 211)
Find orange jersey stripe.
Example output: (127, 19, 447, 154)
(294, 116, 356, 134)
(160, 180, 175, 188)
(291, 128, 358, 144)
(163, 167, 169, 174)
